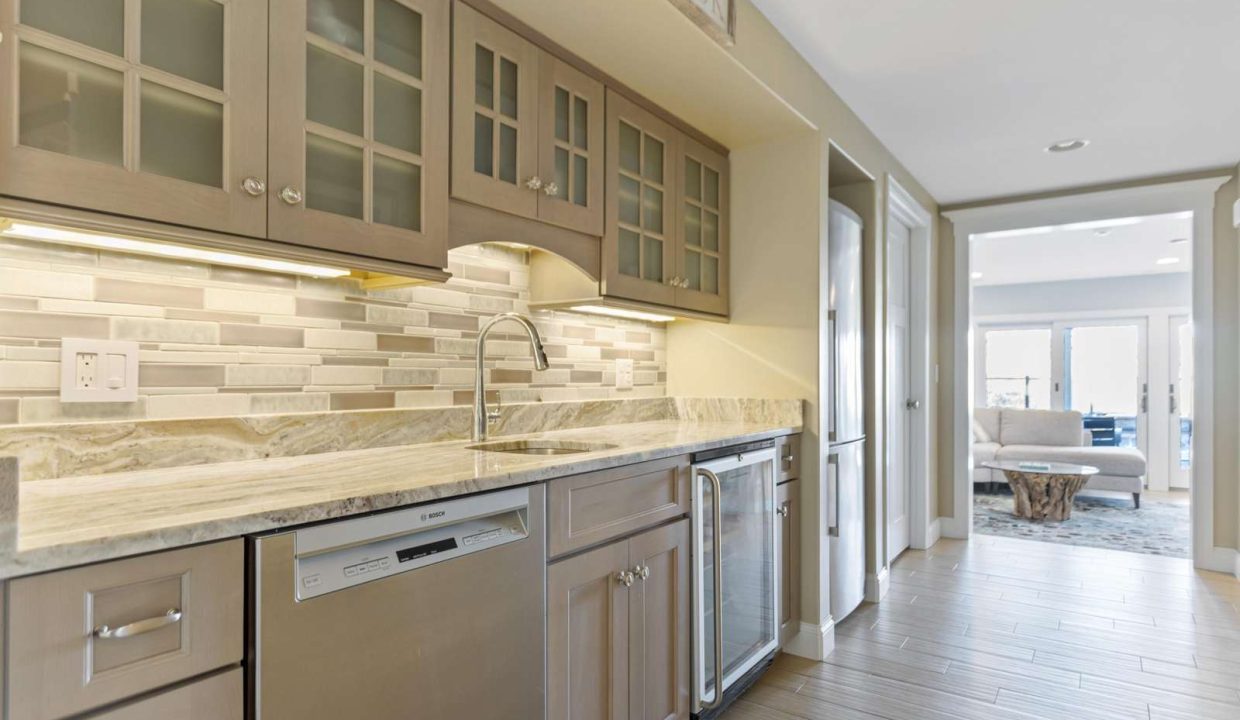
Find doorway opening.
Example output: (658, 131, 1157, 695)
(947, 173, 1230, 567)
(968, 209, 1193, 558)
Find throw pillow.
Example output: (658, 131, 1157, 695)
(972, 417, 992, 443)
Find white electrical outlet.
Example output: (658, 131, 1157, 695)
(615, 358, 634, 390)
(60, 338, 139, 403)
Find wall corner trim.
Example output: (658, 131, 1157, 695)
(783, 618, 836, 661)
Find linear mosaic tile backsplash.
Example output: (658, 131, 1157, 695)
(0, 240, 666, 425)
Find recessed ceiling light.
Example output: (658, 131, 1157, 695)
(1045, 138, 1090, 153)
(1169, 237, 1190, 244)
(1155, 257, 1181, 265)
(1093, 229, 1111, 237)
(970, 271, 984, 280)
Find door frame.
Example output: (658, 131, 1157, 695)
(944, 175, 1229, 573)
(885, 176, 935, 554)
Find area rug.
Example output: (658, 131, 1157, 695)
(973, 488, 1190, 558)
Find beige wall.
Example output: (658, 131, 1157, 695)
(936, 216, 957, 518)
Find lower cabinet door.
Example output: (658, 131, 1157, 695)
(89, 669, 241, 720)
(628, 519, 691, 720)
(777, 481, 801, 645)
(547, 539, 630, 720)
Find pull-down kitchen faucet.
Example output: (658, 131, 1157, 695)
(473, 312, 550, 442)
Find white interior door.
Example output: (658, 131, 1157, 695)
(886, 220, 911, 562)
(1168, 316, 1193, 489)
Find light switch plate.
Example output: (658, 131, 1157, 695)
(1233, 198, 1240, 228)
(60, 338, 139, 403)
(615, 358, 634, 390)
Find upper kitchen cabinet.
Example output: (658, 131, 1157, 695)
(603, 89, 679, 308)
(676, 136, 728, 315)
(268, 0, 450, 268)
(452, 4, 603, 236)
(0, 0, 268, 237)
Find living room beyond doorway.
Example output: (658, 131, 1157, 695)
(968, 210, 1194, 558)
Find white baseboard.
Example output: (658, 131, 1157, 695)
(783, 618, 835, 661)
(939, 514, 970, 539)
(1201, 546, 1240, 577)
(864, 567, 890, 603)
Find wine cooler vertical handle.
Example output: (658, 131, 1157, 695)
(697, 467, 725, 710)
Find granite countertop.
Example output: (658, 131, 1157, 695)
(0, 417, 798, 579)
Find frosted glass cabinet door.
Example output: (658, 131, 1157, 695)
(268, 0, 449, 267)
(603, 90, 678, 308)
(535, 52, 603, 235)
(0, 0, 268, 237)
(450, 3, 539, 220)
(676, 136, 729, 315)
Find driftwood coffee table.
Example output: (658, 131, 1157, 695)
(982, 461, 1100, 521)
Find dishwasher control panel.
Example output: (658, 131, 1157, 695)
(293, 488, 530, 600)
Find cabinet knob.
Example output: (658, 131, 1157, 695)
(525, 176, 543, 191)
(616, 570, 635, 588)
(240, 176, 267, 197)
(279, 186, 303, 205)
(543, 182, 559, 196)
(633, 564, 650, 581)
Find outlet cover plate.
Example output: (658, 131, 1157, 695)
(615, 358, 634, 390)
(60, 338, 139, 403)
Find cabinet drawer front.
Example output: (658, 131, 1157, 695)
(89, 668, 241, 720)
(548, 456, 689, 558)
(7, 540, 243, 720)
(778, 434, 801, 483)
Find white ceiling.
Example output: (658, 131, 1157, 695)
(751, 0, 1240, 204)
(971, 211, 1192, 286)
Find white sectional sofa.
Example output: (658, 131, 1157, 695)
(973, 407, 1147, 508)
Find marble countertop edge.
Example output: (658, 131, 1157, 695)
(0, 420, 800, 580)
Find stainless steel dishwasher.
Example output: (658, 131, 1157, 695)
(250, 485, 545, 719)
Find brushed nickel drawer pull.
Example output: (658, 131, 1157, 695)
(93, 608, 182, 640)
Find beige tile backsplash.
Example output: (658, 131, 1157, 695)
(0, 240, 666, 424)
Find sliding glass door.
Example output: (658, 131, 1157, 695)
(1062, 320, 1147, 454)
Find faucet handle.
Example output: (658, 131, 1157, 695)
(486, 393, 502, 424)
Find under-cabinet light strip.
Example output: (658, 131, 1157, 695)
(569, 304, 676, 323)
(1, 222, 351, 278)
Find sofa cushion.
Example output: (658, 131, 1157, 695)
(974, 408, 1000, 444)
(973, 442, 1000, 465)
(1000, 408, 1085, 447)
(996, 445, 1147, 477)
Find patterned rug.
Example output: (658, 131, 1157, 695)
(973, 487, 1190, 558)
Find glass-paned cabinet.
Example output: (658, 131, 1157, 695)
(603, 90, 678, 307)
(677, 137, 728, 315)
(0, 0, 268, 236)
(452, 4, 602, 235)
(268, 0, 448, 267)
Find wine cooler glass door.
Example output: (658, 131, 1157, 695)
(694, 448, 778, 710)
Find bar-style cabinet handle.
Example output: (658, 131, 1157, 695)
(93, 608, 182, 640)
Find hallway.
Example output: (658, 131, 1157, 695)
(721, 534, 1240, 719)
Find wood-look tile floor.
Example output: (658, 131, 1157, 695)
(721, 534, 1240, 719)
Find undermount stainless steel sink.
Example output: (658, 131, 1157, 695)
(466, 440, 618, 456)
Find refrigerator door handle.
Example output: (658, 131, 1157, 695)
(827, 310, 837, 441)
(827, 453, 839, 537)
(696, 467, 726, 711)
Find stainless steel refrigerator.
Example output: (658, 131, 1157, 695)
(827, 199, 866, 621)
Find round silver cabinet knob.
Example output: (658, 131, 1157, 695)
(240, 177, 266, 196)
(543, 182, 559, 196)
(525, 176, 543, 191)
(279, 186, 303, 205)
